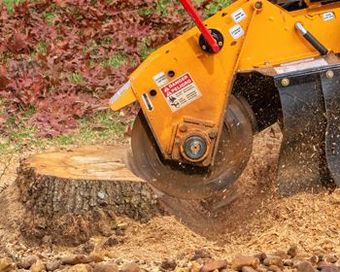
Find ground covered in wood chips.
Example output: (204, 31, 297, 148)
(0, 125, 339, 272)
(1, 1, 339, 271)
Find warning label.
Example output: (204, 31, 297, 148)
(231, 8, 246, 23)
(153, 72, 168, 87)
(322, 11, 335, 21)
(160, 73, 202, 112)
(229, 24, 244, 40)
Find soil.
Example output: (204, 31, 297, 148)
(0, 124, 339, 271)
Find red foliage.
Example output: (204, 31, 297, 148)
(0, 0, 202, 137)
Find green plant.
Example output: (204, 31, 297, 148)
(156, 0, 171, 15)
(35, 41, 48, 55)
(139, 39, 154, 60)
(205, 0, 231, 16)
(103, 53, 127, 68)
(68, 72, 84, 84)
(44, 11, 56, 25)
(3, 0, 23, 12)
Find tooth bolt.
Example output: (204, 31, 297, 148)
(326, 70, 334, 79)
(281, 78, 290, 87)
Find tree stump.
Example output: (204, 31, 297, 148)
(16, 145, 165, 246)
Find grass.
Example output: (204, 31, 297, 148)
(139, 39, 155, 60)
(42, 4, 58, 26)
(205, 0, 231, 16)
(2, 0, 22, 12)
(43, 11, 56, 25)
(138, 0, 170, 16)
(137, 0, 229, 18)
(156, 0, 171, 15)
(103, 53, 127, 68)
(0, 109, 131, 155)
(0, 51, 12, 65)
(35, 41, 48, 55)
(68, 72, 84, 84)
(56, 110, 130, 145)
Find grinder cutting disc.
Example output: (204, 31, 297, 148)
(129, 95, 254, 199)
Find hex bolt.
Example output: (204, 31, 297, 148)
(218, 41, 223, 47)
(179, 124, 188, 133)
(326, 70, 334, 79)
(202, 45, 207, 50)
(209, 129, 218, 139)
(281, 78, 290, 87)
(202, 159, 211, 167)
(172, 152, 180, 160)
(254, 1, 263, 9)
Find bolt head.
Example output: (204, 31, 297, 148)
(254, 1, 263, 9)
(202, 159, 211, 167)
(281, 78, 290, 87)
(208, 129, 218, 139)
(179, 124, 188, 133)
(218, 41, 223, 47)
(202, 45, 207, 50)
(326, 70, 334, 79)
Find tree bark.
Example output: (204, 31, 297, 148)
(16, 145, 165, 246)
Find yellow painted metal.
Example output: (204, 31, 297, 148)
(239, 2, 340, 69)
(111, 0, 340, 162)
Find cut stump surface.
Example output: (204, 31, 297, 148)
(17, 145, 165, 245)
(25, 145, 140, 181)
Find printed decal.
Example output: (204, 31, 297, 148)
(274, 58, 329, 74)
(229, 25, 244, 40)
(322, 11, 336, 21)
(231, 8, 246, 23)
(153, 72, 168, 87)
(160, 73, 201, 112)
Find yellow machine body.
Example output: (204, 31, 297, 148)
(110, 0, 340, 168)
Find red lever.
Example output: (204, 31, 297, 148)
(179, 0, 220, 53)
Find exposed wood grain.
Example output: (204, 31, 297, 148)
(16, 145, 165, 245)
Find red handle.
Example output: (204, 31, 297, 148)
(179, 0, 220, 53)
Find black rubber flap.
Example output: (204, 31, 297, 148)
(321, 67, 340, 186)
(274, 64, 340, 196)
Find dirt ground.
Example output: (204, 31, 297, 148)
(0, 124, 339, 271)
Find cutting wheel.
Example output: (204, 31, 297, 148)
(129, 95, 254, 199)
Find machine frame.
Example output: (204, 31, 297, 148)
(110, 0, 340, 198)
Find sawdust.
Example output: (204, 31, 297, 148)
(0, 124, 339, 265)
(89, 124, 339, 262)
(103, 216, 219, 261)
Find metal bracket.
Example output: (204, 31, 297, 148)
(169, 117, 218, 167)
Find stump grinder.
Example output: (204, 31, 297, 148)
(110, 0, 340, 199)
